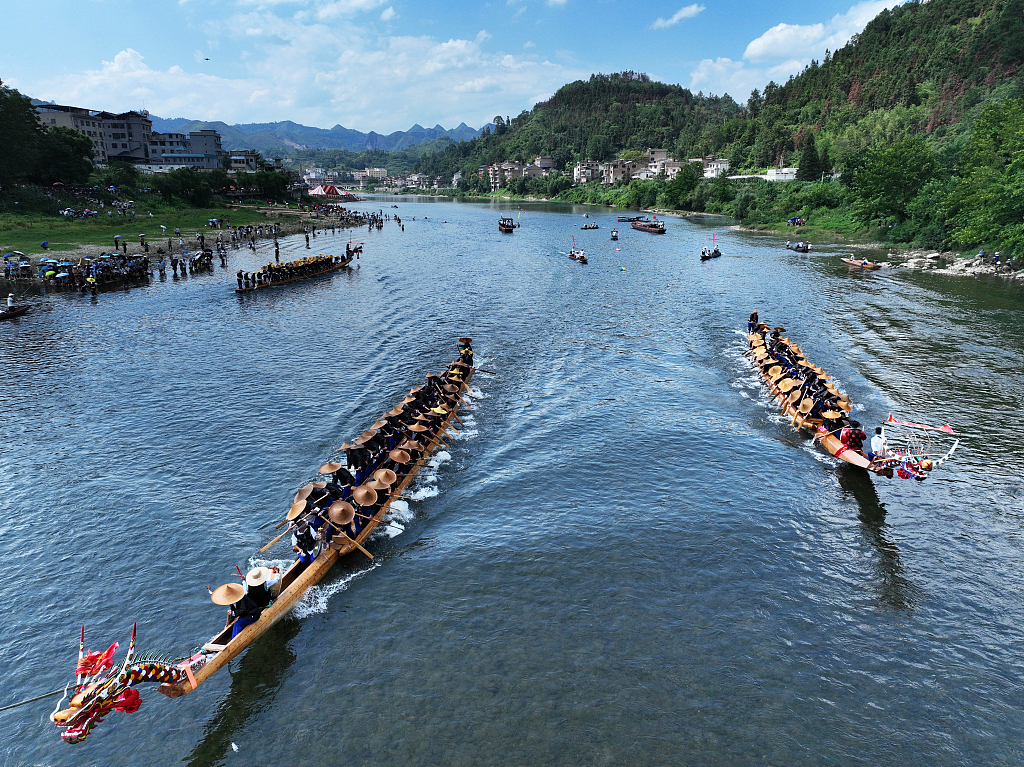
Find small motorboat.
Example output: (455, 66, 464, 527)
(841, 257, 882, 270)
(569, 248, 588, 264)
(580, 223, 599, 230)
(700, 247, 722, 261)
(0, 304, 32, 320)
(786, 241, 812, 253)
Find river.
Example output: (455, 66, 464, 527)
(1, 196, 1022, 766)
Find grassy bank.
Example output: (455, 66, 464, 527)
(0, 203, 303, 255)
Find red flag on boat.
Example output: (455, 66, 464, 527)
(77, 642, 118, 677)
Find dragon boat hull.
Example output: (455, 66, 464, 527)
(158, 367, 472, 698)
(234, 256, 352, 294)
(748, 331, 886, 474)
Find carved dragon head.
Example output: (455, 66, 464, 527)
(51, 625, 186, 744)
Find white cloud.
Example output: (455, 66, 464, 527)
(523, 40, 536, 48)
(380, 5, 395, 20)
(689, 0, 901, 98)
(25, 20, 584, 133)
(652, 4, 705, 30)
(548, 0, 568, 5)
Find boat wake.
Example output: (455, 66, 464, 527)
(293, 562, 381, 618)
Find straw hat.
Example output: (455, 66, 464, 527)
(768, 365, 783, 377)
(778, 379, 800, 392)
(312, 481, 327, 489)
(352, 485, 378, 506)
(443, 384, 460, 394)
(430, 406, 448, 416)
(373, 468, 397, 485)
(387, 406, 405, 416)
(319, 461, 343, 474)
(409, 386, 424, 394)
(372, 420, 388, 430)
(328, 500, 355, 525)
(787, 390, 802, 404)
(837, 399, 852, 413)
(773, 326, 786, 332)
(769, 372, 786, 384)
(822, 410, 843, 419)
(360, 429, 378, 440)
(211, 583, 245, 606)
(798, 398, 814, 414)
(398, 439, 423, 451)
(388, 448, 411, 464)
(407, 423, 427, 432)
(287, 501, 307, 521)
(293, 484, 314, 503)
(746, 333, 760, 342)
(458, 337, 472, 344)
(401, 396, 416, 405)
(246, 566, 272, 587)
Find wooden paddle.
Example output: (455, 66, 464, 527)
(333, 531, 373, 559)
(259, 528, 290, 553)
(472, 368, 496, 375)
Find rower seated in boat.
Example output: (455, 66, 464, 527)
(212, 583, 262, 640)
(839, 420, 867, 453)
(245, 566, 280, 609)
(292, 518, 318, 572)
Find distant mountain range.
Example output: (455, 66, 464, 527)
(146, 117, 488, 155)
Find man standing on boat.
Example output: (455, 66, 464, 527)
(867, 427, 887, 463)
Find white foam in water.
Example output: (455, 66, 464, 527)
(293, 562, 380, 618)
(466, 386, 486, 400)
(406, 484, 439, 500)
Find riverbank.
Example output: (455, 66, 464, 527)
(0, 204, 354, 257)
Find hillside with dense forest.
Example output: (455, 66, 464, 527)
(417, 0, 1024, 254)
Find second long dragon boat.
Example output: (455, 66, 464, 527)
(745, 319, 958, 481)
(49, 339, 478, 744)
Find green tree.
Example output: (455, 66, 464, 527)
(0, 80, 43, 185)
(795, 133, 820, 181)
(849, 135, 935, 222)
(32, 126, 94, 185)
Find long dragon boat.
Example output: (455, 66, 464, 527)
(49, 340, 478, 743)
(234, 252, 354, 294)
(746, 320, 958, 480)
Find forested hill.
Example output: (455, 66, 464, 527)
(416, 72, 742, 179)
(418, 0, 1024, 181)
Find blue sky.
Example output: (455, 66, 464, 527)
(1, 0, 900, 133)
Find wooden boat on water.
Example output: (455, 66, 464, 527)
(700, 247, 721, 261)
(0, 304, 31, 320)
(580, 223, 599, 230)
(746, 323, 886, 474)
(49, 348, 476, 743)
(745, 321, 959, 479)
(617, 215, 647, 223)
(631, 219, 665, 234)
(498, 217, 517, 233)
(786, 241, 812, 253)
(235, 254, 353, 294)
(569, 248, 588, 264)
(841, 257, 883, 270)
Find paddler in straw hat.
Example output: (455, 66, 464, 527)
(211, 582, 262, 639)
(244, 566, 280, 609)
